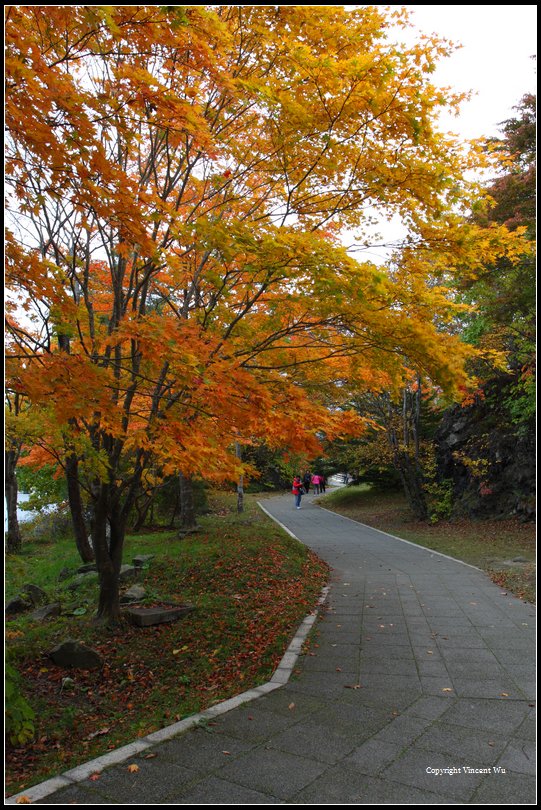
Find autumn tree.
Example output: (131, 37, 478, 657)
(5, 394, 25, 553)
(5, 6, 526, 622)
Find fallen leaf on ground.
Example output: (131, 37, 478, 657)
(127, 764, 139, 773)
(288, 703, 296, 710)
(15, 797, 31, 804)
(344, 684, 362, 689)
(144, 753, 157, 759)
(442, 688, 453, 692)
(85, 727, 110, 741)
(89, 773, 101, 781)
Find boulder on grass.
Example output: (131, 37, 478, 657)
(22, 583, 48, 606)
(49, 639, 103, 670)
(119, 565, 139, 583)
(132, 554, 154, 568)
(120, 585, 146, 604)
(5, 595, 33, 616)
(125, 604, 195, 627)
(30, 603, 62, 621)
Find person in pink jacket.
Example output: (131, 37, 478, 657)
(311, 473, 321, 495)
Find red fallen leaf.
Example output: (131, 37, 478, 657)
(222, 750, 231, 755)
(344, 684, 362, 689)
(336, 667, 342, 672)
(89, 773, 101, 781)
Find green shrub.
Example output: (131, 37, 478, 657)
(5, 661, 35, 746)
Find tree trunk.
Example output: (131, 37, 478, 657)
(178, 472, 199, 535)
(92, 490, 122, 625)
(236, 442, 244, 514)
(131, 493, 153, 532)
(5, 448, 22, 553)
(66, 454, 95, 562)
(394, 449, 429, 521)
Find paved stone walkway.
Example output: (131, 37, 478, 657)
(9, 494, 536, 804)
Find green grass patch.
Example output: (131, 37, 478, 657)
(5, 492, 328, 796)
(319, 485, 535, 602)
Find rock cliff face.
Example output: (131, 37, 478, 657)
(435, 376, 535, 520)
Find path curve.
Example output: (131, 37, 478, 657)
(10, 494, 536, 804)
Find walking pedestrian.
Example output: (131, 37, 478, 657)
(303, 470, 311, 494)
(292, 475, 304, 509)
(311, 473, 320, 495)
(319, 474, 326, 494)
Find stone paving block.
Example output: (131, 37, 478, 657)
(434, 634, 489, 649)
(266, 718, 359, 764)
(285, 669, 361, 698)
(292, 765, 453, 804)
(412, 645, 446, 662)
(513, 714, 537, 741)
(443, 661, 509, 679)
(439, 646, 502, 664)
(342, 738, 403, 775)
(212, 747, 328, 800)
(402, 695, 458, 721)
(90, 759, 199, 804)
(307, 702, 391, 738)
(300, 653, 359, 673)
(496, 741, 536, 776)
(451, 678, 528, 700)
(381, 749, 485, 801)
(206, 705, 300, 743)
(35, 785, 116, 805)
(361, 645, 416, 661)
(439, 698, 530, 734)
(413, 722, 508, 763)
(361, 633, 412, 647)
(339, 686, 421, 712)
(174, 775, 281, 804)
(247, 689, 324, 718)
(472, 770, 536, 804)
(359, 656, 419, 676)
(355, 673, 422, 692)
(477, 632, 536, 651)
(417, 676, 458, 696)
(416, 660, 453, 678)
(371, 714, 433, 746)
(155, 725, 259, 770)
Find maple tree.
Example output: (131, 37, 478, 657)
(5, 6, 526, 622)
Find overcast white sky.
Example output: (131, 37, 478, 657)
(350, 4, 537, 260)
(394, 4, 537, 140)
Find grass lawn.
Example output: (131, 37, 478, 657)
(5, 492, 328, 796)
(318, 485, 535, 603)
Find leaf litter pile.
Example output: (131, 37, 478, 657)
(5, 498, 329, 796)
